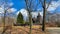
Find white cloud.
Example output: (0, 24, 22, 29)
(31, 12, 38, 18)
(7, 8, 17, 13)
(31, 11, 43, 18)
(47, 0, 60, 11)
(40, 11, 43, 16)
(17, 9, 28, 21)
(17, 9, 28, 17)
(0, 7, 4, 13)
(17, 9, 44, 21)
(0, 7, 17, 14)
(20, 9, 28, 17)
(18, 9, 43, 19)
(17, 9, 43, 18)
(0, 2, 17, 14)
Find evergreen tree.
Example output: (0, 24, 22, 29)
(17, 12, 24, 24)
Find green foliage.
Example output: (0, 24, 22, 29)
(17, 12, 25, 24)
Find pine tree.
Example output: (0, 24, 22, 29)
(17, 12, 24, 25)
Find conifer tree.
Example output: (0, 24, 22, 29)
(17, 12, 24, 24)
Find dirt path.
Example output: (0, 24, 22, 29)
(46, 27, 60, 34)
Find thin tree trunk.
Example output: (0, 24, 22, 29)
(2, 10, 6, 34)
(42, 0, 46, 31)
(29, 12, 32, 34)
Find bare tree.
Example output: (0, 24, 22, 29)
(25, 0, 39, 34)
(49, 13, 60, 27)
(39, 0, 53, 31)
(25, 0, 33, 34)
(0, 0, 13, 34)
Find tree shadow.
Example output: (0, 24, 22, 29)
(24, 26, 41, 31)
(1, 26, 12, 34)
(17, 28, 29, 34)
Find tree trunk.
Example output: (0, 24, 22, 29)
(29, 12, 32, 34)
(2, 10, 6, 34)
(42, 0, 46, 31)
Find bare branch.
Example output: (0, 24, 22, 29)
(25, 0, 29, 10)
(46, 0, 53, 9)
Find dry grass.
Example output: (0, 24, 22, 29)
(11, 25, 49, 34)
(0, 25, 58, 34)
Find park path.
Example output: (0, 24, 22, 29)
(46, 27, 60, 34)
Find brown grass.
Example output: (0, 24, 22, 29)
(11, 25, 49, 34)
(0, 24, 58, 34)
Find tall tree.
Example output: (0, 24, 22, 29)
(0, 0, 14, 34)
(24, 0, 44, 34)
(24, 0, 39, 34)
(25, 0, 32, 34)
(39, 0, 53, 31)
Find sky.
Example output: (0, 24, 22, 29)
(0, 0, 60, 19)
(12, 0, 25, 11)
(12, 0, 60, 16)
(11, 0, 60, 14)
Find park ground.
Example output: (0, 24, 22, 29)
(0, 25, 60, 34)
